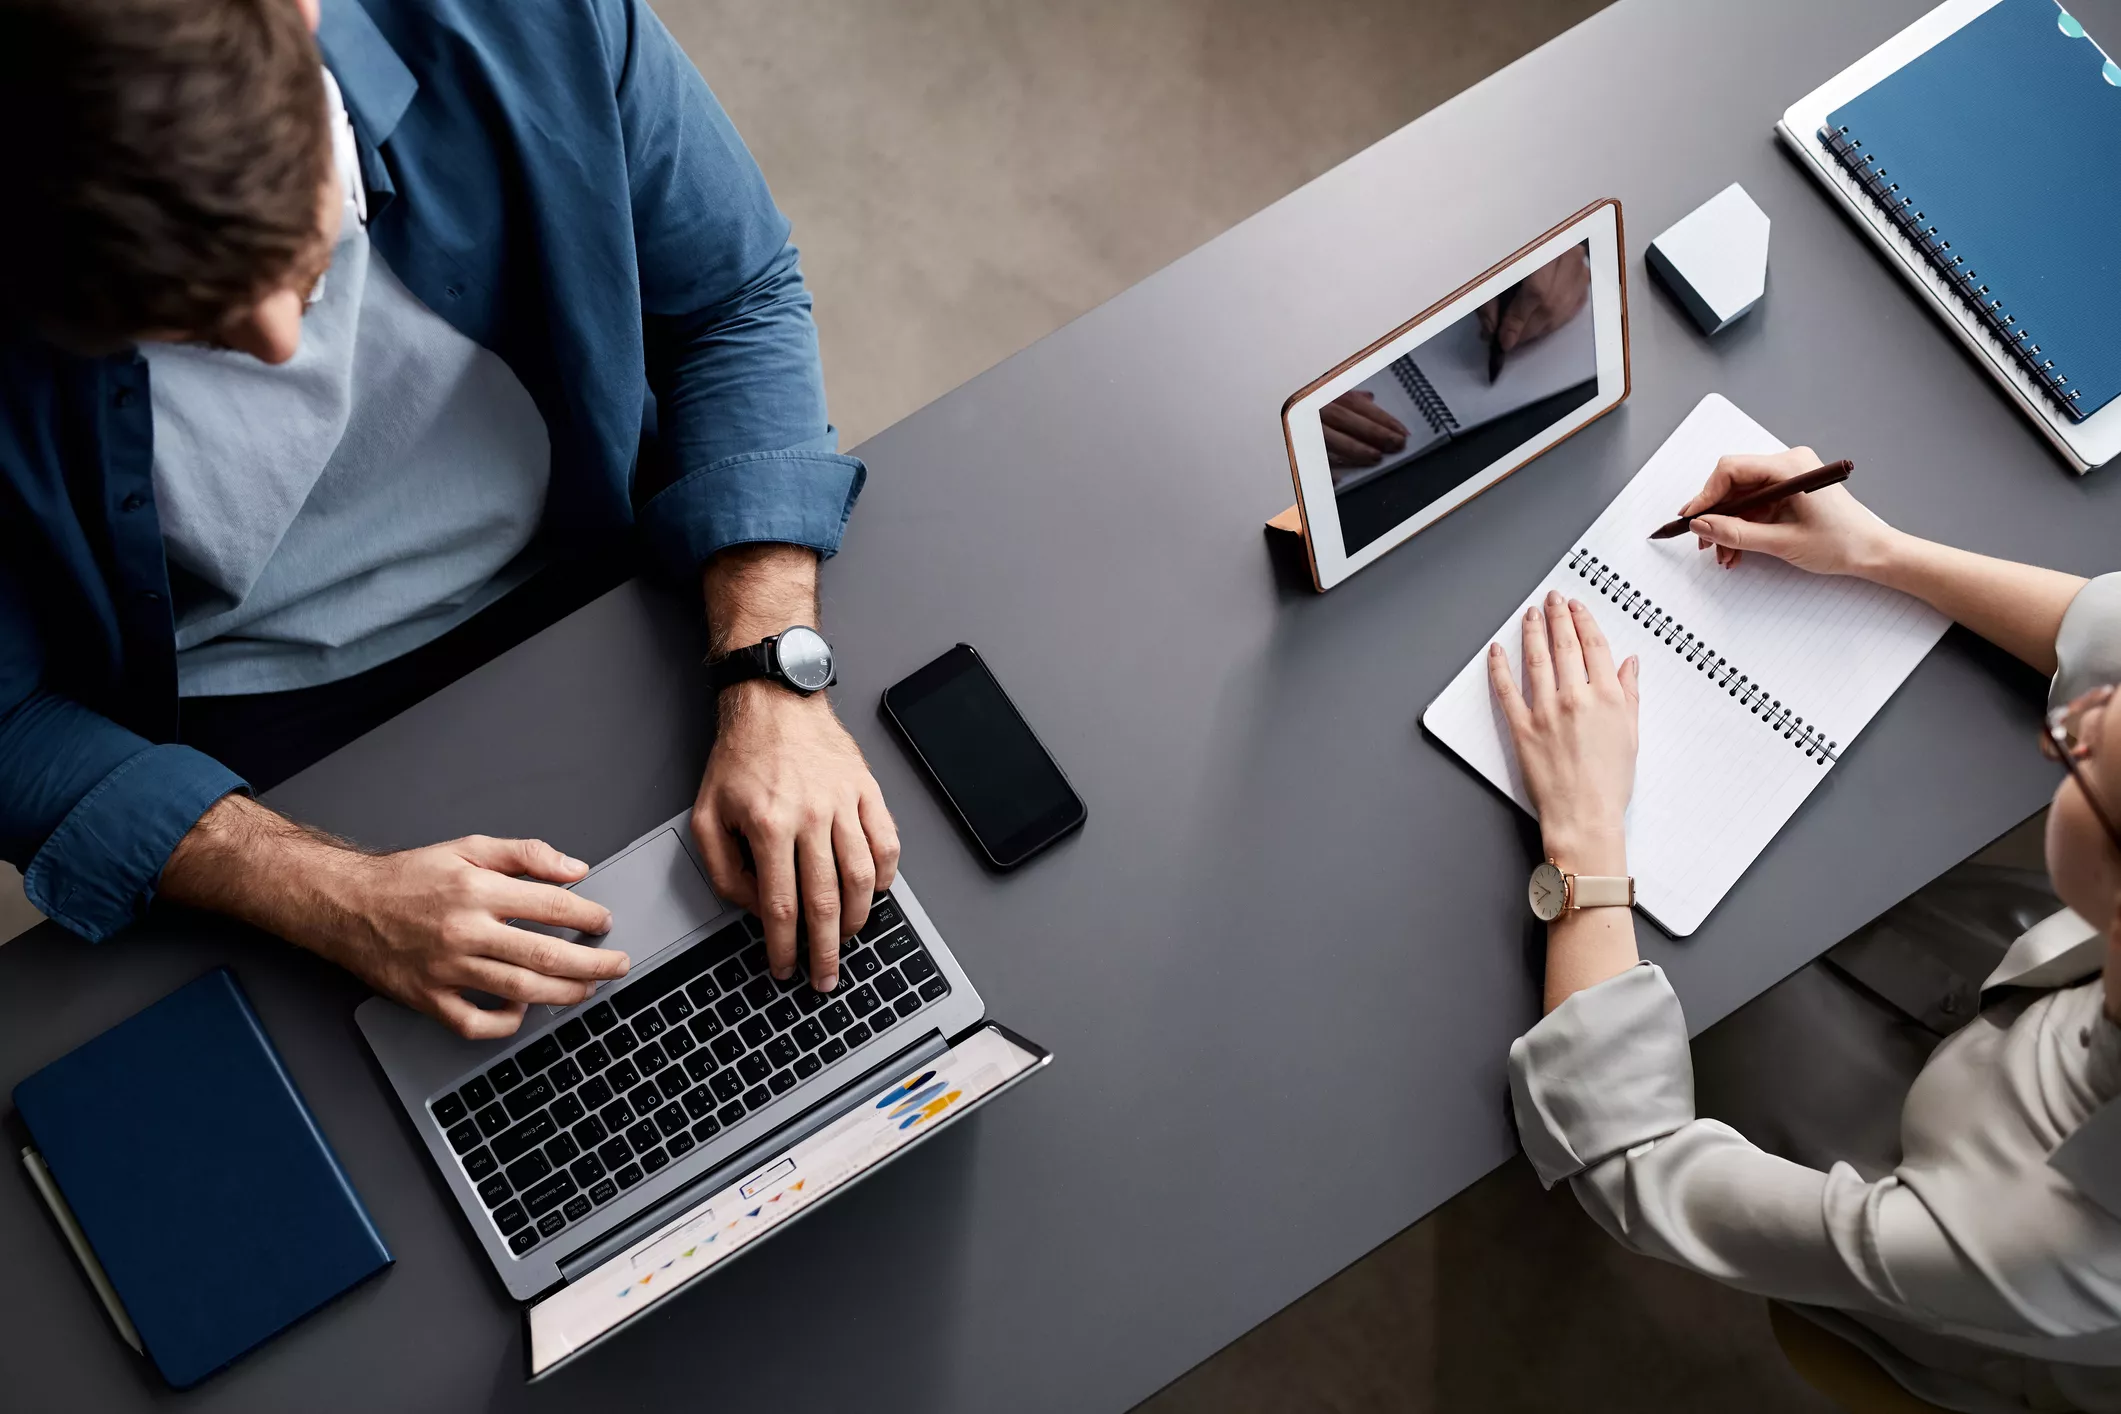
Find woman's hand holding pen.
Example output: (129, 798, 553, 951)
(1681, 446, 1897, 576)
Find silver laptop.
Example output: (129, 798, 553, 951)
(358, 812, 1048, 1375)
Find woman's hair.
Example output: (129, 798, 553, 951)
(0, 0, 330, 347)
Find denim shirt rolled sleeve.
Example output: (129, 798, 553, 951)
(615, 0, 865, 572)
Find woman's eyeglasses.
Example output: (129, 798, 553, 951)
(2041, 684, 2121, 855)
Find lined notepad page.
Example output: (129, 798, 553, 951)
(1423, 394, 1948, 935)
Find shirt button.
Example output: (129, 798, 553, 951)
(2083, 1026, 2095, 1049)
(138, 589, 163, 604)
(113, 387, 135, 409)
(121, 492, 146, 512)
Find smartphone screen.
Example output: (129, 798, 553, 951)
(883, 645, 1085, 868)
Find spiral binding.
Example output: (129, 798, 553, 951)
(1565, 549, 1840, 765)
(1390, 353, 1457, 437)
(1819, 124, 2084, 421)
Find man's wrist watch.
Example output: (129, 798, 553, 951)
(709, 625, 837, 697)
(1527, 859, 1634, 921)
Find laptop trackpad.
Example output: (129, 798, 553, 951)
(517, 828, 722, 987)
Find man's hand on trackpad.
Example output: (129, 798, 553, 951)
(689, 683, 901, 994)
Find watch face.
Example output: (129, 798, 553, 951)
(774, 626, 835, 692)
(1528, 862, 1566, 922)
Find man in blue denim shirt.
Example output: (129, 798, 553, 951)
(0, 0, 900, 1036)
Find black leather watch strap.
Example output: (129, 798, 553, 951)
(707, 641, 776, 693)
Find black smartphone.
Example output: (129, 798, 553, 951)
(882, 644, 1086, 868)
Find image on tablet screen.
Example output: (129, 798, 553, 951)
(1324, 243, 1598, 554)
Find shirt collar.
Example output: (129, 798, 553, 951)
(1983, 906, 2105, 996)
(315, 0, 417, 146)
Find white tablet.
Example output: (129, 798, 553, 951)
(1279, 199, 1631, 590)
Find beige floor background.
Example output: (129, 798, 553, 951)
(1, 3, 2047, 1407)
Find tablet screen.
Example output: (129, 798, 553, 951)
(1324, 242, 1598, 555)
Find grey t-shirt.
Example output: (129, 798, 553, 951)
(143, 70, 549, 697)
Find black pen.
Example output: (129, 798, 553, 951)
(1649, 460, 1854, 539)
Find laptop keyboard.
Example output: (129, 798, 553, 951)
(426, 893, 951, 1257)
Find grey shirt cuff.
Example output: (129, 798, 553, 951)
(1508, 962, 1696, 1188)
(2050, 572, 2121, 709)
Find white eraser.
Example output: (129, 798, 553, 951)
(1646, 183, 1770, 336)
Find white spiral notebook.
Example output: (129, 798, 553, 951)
(1422, 394, 1949, 935)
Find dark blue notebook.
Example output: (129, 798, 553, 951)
(1822, 0, 2121, 421)
(14, 968, 391, 1388)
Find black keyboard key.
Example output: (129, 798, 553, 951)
(615, 1163, 644, 1189)
(685, 974, 721, 1009)
(518, 1034, 564, 1075)
(506, 1150, 552, 1188)
(846, 950, 883, 982)
(633, 1009, 667, 1041)
(766, 998, 800, 1031)
(737, 1052, 772, 1085)
(598, 1135, 632, 1168)
(667, 1130, 695, 1159)
(683, 1087, 718, 1120)
(819, 1037, 848, 1064)
(875, 970, 908, 1002)
(869, 1006, 896, 1034)
(584, 1001, 619, 1034)
(794, 1052, 822, 1079)
(764, 1035, 800, 1070)
(712, 954, 749, 991)
(684, 1051, 719, 1084)
(717, 1100, 745, 1127)
(446, 1120, 481, 1155)
(604, 1025, 640, 1059)
(504, 1075, 556, 1122)
(692, 1116, 722, 1143)
(629, 1083, 664, 1115)
(538, 1210, 567, 1238)
(741, 975, 777, 1009)
(659, 992, 694, 1026)
(607, 1058, 641, 1093)
(577, 1040, 612, 1075)
(494, 1200, 529, 1234)
(657, 1068, 691, 1101)
(551, 1092, 587, 1128)
(858, 897, 904, 941)
(636, 1042, 669, 1077)
(820, 1001, 852, 1035)
(476, 1104, 511, 1139)
(901, 952, 938, 985)
(487, 1057, 525, 1094)
(478, 1173, 512, 1207)
(544, 1133, 580, 1167)
(655, 1105, 689, 1138)
(464, 1146, 498, 1180)
(641, 1147, 670, 1174)
(740, 1084, 770, 1112)
(589, 1178, 618, 1205)
(572, 1114, 609, 1149)
(918, 976, 949, 1003)
(432, 1092, 468, 1127)
(547, 1057, 583, 1092)
(563, 1194, 593, 1222)
(844, 1023, 872, 1047)
(492, 1110, 558, 1163)
(893, 992, 923, 1019)
(768, 1069, 797, 1095)
(740, 940, 769, 973)
(556, 1018, 591, 1051)
(570, 1152, 607, 1186)
(739, 1014, 773, 1049)
(613, 930, 733, 1019)
(626, 1119, 660, 1151)
(662, 1028, 696, 1061)
(459, 1076, 495, 1110)
(792, 1018, 826, 1051)
(714, 994, 751, 1026)
(509, 1227, 540, 1254)
(688, 1011, 724, 1046)
(600, 1098, 635, 1131)
(845, 986, 881, 1018)
(873, 930, 918, 966)
(579, 1075, 613, 1111)
(710, 1032, 745, 1066)
(523, 1170, 577, 1217)
(710, 1070, 744, 1102)
(795, 986, 829, 1014)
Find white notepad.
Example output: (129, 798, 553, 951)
(1422, 394, 1949, 935)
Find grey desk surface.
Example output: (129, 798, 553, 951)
(7, 0, 2121, 1407)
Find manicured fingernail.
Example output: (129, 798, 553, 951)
(1489, 642, 1502, 657)
(1568, 598, 1583, 611)
(818, 973, 839, 992)
(772, 966, 793, 981)
(564, 856, 587, 872)
(1525, 606, 1538, 622)
(612, 952, 630, 973)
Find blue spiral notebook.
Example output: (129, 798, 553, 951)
(1819, 0, 2121, 422)
(14, 969, 391, 1388)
